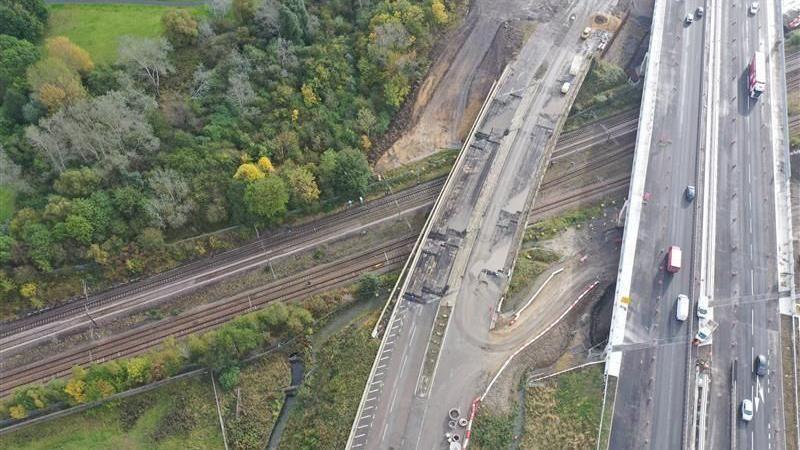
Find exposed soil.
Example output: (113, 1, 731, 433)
(374, 0, 581, 171)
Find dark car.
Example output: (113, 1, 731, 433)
(754, 354, 767, 376)
(685, 185, 696, 201)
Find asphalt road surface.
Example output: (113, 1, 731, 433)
(704, 0, 789, 448)
(608, 0, 706, 448)
(348, 0, 616, 448)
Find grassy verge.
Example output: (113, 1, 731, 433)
(371, 148, 458, 195)
(220, 355, 290, 450)
(470, 406, 515, 450)
(564, 60, 642, 131)
(597, 376, 617, 450)
(277, 310, 380, 449)
(0, 376, 222, 450)
(525, 205, 603, 242)
(507, 247, 560, 299)
(0, 186, 14, 223)
(521, 365, 604, 449)
(781, 316, 799, 450)
(47, 4, 201, 64)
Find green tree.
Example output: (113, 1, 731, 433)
(356, 274, 381, 301)
(162, 9, 199, 47)
(61, 214, 94, 245)
(319, 148, 371, 199)
(0, 1, 44, 41)
(281, 164, 319, 208)
(0, 34, 39, 96)
(53, 167, 101, 198)
(218, 365, 240, 391)
(0, 234, 14, 264)
(278, 4, 304, 43)
(244, 175, 289, 223)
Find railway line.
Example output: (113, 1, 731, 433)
(0, 237, 416, 396)
(3, 50, 798, 397)
(0, 180, 443, 339)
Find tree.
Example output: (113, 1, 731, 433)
(0, 34, 39, 96)
(318, 148, 371, 199)
(281, 164, 319, 208)
(26, 57, 86, 112)
(278, 4, 304, 43)
(26, 89, 159, 173)
(218, 366, 240, 391)
(431, 0, 448, 24)
(144, 168, 196, 229)
(226, 71, 256, 112)
(45, 36, 94, 74)
(244, 175, 288, 223)
(356, 273, 380, 300)
(0, 1, 45, 41)
(207, 0, 231, 18)
(253, 0, 280, 40)
(233, 162, 264, 182)
(0, 235, 14, 264)
(162, 9, 199, 47)
(233, 0, 255, 24)
(355, 107, 377, 137)
(117, 37, 173, 96)
(61, 214, 94, 245)
(53, 167, 101, 198)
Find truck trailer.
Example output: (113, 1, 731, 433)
(748, 51, 766, 98)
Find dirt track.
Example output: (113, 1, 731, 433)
(376, 0, 575, 171)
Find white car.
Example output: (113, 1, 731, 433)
(741, 399, 754, 421)
(676, 294, 689, 321)
(684, 14, 694, 24)
(561, 82, 571, 94)
(749, 2, 759, 15)
(696, 295, 710, 319)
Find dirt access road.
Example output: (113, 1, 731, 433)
(376, 0, 572, 171)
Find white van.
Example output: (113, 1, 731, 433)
(676, 294, 689, 321)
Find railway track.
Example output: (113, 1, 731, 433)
(0, 180, 443, 339)
(0, 237, 416, 396)
(4, 57, 799, 395)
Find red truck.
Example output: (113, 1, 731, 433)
(667, 245, 682, 273)
(748, 51, 766, 98)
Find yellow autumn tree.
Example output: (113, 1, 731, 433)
(301, 83, 319, 106)
(27, 57, 87, 112)
(46, 36, 94, 74)
(8, 404, 27, 420)
(257, 156, 275, 173)
(64, 378, 87, 404)
(234, 163, 265, 181)
(19, 282, 37, 298)
(431, 1, 449, 24)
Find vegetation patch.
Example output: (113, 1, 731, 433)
(0, 186, 14, 223)
(375, 148, 458, 194)
(525, 205, 603, 242)
(788, 30, 800, 51)
(470, 406, 515, 450)
(521, 365, 604, 449)
(565, 60, 641, 131)
(507, 247, 560, 299)
(0, 303, 312, 421)
(0, 376, 222, 450)
(46, 4, 197, 64)
(1, 0, 461, 318)
(221, 355, 290, 450)
(278, 310, 380, 449)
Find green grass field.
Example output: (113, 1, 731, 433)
(0, 186, 15, 223)
(46, 4, 200, 64)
